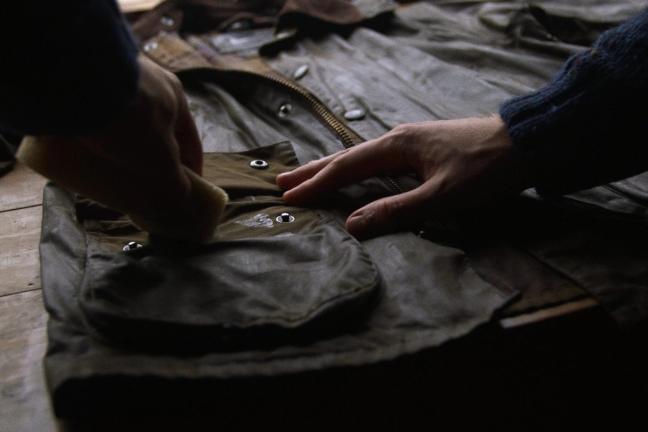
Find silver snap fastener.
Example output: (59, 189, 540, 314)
(143, 41, 158, 52)
(228, 19, 251, 31)
(278, 103, 293, 118)
(250, 159, 269, 169)
(161, 16, 175, 27)
(276, 212, 295, 223)
(123, 241, 143, 252)
(293, 64, 309, 80)
(343, 109, 366, 121)
(275, 30, 293, 40)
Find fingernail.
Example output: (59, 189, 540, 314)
(276, 172, 290, 188)
(347, 212, 370, 238)
(282, 189, 300, 205)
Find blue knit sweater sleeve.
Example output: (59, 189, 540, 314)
(0, 1, 139, 135)
(500, 9, 648, 195)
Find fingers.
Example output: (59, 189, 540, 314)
(143, 56, 203, 175)
(173, 84, 203, 175)
(278, 136, 409, 205)
(276, 151, 341, 190)
(344, 186, 433, 238)
(17, 135, 186, 218)
(18, 134, 225, 243)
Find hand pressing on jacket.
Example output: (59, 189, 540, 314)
(17, 56, 228, 243)
(277, 116, 529, 238)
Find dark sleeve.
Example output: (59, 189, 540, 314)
(500, 9, 648, 195)
(0, 1, 139, 135)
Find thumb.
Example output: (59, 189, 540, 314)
(346, 187, 430, 239)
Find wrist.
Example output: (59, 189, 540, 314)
(487, 115, 534, 194)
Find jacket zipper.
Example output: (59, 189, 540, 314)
(261, 72, 362, 147)
(259, 71, 406, 196)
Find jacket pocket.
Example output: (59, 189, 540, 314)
(75, 141, 381, 353)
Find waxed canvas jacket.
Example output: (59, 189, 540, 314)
(40, 0, 648, 417)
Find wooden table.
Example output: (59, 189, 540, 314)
(0, 163, 57, 432)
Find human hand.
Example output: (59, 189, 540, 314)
(277, 116, 530, 238)
(17, 55, 228, 243)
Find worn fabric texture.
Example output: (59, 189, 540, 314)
(38, 0, 648, 417)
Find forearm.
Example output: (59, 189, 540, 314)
(0, 1, 139, 135)
(500, 9, 648, 195)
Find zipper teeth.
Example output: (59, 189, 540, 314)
(382, 176, 403, 194)
(262, 72, 359, 148)
(261, 72, 404, 195)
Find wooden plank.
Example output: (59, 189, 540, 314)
(0, 207, 42, 297)
(0, 290, 57, 432)
(499, 298, 599, 329)
(0, 163, 46, 213)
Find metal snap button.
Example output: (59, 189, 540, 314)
(123, 241, 143, 252)
(227, 19, 252, 32)
(161, 16, 175, 27)
(343, 109, 366, 121)
(143, 41, 158, 52)
(250, 159, 269, 169)
(293, 64, 309, 80)
(276, 212, 295, 223)
(275, 29, 294, 40)
(278, 103, 293, 118)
